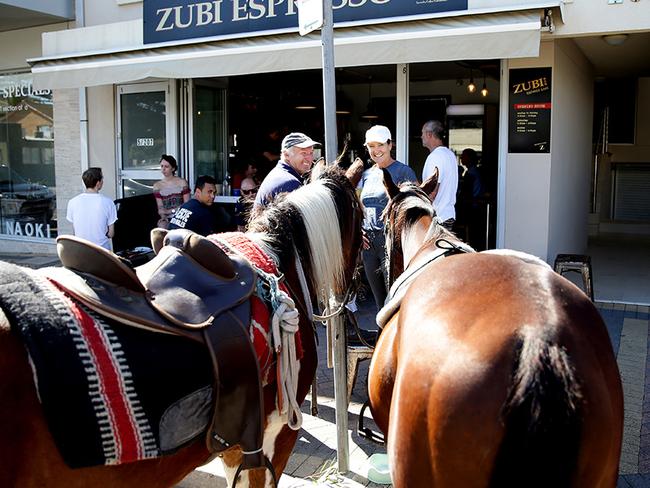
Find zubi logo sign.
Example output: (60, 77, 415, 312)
(143, 0, 468, 44)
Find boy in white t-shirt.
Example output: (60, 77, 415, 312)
(66, 167, 118, 250)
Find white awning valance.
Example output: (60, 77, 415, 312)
(30, 10, 541, 89)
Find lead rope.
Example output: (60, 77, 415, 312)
(253, 266, 302, 431)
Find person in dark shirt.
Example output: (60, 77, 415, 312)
(253, 132, 320, 209)
(168, 175, 217, 236)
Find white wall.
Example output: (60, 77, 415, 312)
(84, 0, 142, 27)
(0, 22, 69, 71)
(547, 39, 594, 262)
(555, 0, 650, 38)
(502, 41, 554, 260)
(88, 85, 118, 200)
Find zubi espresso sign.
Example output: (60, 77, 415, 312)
(144, 0, 468, 44)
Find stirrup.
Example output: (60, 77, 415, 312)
(232, 455, 278, 488)
(357, 401, 385, 445)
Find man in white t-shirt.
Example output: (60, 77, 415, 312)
(421, 120, 459, 230)
(66, 167, 118, 250)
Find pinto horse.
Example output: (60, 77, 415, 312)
(367, 170, 624, 488)
(0, 165, 362, 488)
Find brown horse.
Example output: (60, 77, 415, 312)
(0, 165, 363, 488)
(367, 170, 624, 487)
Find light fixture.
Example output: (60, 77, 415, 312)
(361, 76, 379, 120)
(467, 69, 476, 94)
(602, 34, 629, 46)
(481, 73, 488, 97)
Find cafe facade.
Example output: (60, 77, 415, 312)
(1, 0, 648, 263)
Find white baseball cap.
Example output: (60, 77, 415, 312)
(365, 125, 392, 145)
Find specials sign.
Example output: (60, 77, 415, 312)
(508, 67, 552, 153)
(143, 0, 468, 44)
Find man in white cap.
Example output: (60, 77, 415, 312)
(254, 131, 320, 208)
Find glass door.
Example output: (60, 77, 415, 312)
(189, 80, 227, 190)
(117, 81, 177, 197)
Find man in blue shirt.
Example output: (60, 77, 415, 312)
(169, 175, 217, 236)
(254, 132, 320, 209)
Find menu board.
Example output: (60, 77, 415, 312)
(508, 68, 552, 153)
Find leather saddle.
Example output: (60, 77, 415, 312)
(50, 229, 267, 470)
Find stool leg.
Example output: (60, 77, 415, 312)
(347, 352, 359, 403)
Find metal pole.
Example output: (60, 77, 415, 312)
(321, 0, 338, 161)
(320, 0, 348, 473)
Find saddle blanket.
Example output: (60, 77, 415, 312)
(210, 232, 303, 367)
(0, 257, 281, 469)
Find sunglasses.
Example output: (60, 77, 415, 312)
(241, 188, 258, 195)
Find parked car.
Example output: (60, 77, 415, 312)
(0, 165, 55, 223)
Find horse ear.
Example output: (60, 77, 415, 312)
(421, 167, 439, 196)
(310, 157, 327, 181)
(345, 158, 364, 187)
(382, 168, 400, 199)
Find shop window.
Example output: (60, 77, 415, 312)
(0, 73, 57, 239)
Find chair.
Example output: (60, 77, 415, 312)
(553, 254, 594, 301)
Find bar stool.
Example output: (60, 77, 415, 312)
(553, 254, 594, 301)
(347, 344, 374, 402)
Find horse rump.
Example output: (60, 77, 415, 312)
(490, 326, 583, 488)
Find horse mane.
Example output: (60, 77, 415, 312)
(248, 166, 359, 304)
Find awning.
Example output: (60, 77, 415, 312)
(30, 10, 541, 90)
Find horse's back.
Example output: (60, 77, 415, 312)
(386, 252, 623, 487)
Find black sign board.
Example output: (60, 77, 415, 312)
(508, 67, 552, 153)
(143, 0, 468, 45)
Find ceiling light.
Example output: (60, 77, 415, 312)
(481, 73, 488, 97)
(602, 34, 629, 46)
(467, 69, 476, 94)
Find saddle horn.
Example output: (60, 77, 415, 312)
(151, 228, 168, 255)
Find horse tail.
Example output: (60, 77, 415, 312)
(490, 326, 583, 488)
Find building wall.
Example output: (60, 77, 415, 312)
(0, 23, 69, 72)
(54, 88, 81, 237)
(88, 85, 118, 199)
(84, 0, 142, 27)
(547, 38, 593, 262)
(502, 41, 554, 260)
(555, 0, 650, 37)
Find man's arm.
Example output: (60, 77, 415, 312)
(107, 223, 115, 239)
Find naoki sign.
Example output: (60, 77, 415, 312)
(143, 0, 468, 44)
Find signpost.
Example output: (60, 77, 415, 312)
(299, 0, 349, 472)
